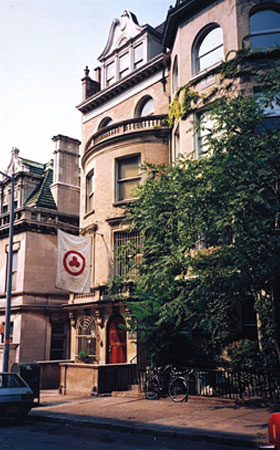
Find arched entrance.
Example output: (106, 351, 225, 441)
(107, 315, 127, 364)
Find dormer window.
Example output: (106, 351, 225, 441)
(134, 43, 143, 69)
(98, 11, 163, 90)
(119, 52, 130, 79)
(106, 61, 116, 86)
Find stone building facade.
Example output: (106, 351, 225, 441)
(0, 135, 80, 369)
(66, 11, 170, 377)
(164, 0, 280, 160)
(62, 1, 280, 393)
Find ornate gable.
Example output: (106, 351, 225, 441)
(98, 11, 144, 61)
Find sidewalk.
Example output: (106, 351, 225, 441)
(29, 390, 276, 448)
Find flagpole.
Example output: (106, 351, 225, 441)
(0, 171, 15, 372)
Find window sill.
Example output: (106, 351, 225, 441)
(113, 199, 137, 207)
(84, 209, 95, 219)
(190, 61, 223, 84)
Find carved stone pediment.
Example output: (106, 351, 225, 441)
(98, 10, 144, 61)
(4, 147, 28, 177)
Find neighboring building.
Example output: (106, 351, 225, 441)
(0, 135, 80, 369)
(164, 0, 280, 160)
(163, 0, 280, 338)
(65, 10, 170, 382)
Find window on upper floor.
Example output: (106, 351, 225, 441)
(172, 56, 179, 95)
(106, 60, 116, 86)
(134, 43, 144, 69)
(116, 155, 141, 202)
(196, 111, 216, 157)
(114, 230, 141, 277)
(98, 117, 113, 129)
(119, 51, 130, 79)
(249, 8, 280, 49)
(254, 92, 280, 131)
(5, 250, 18, 292)
(173, 125, 180, 161)
(193, 25, 224, 73)
(85, 170, 94, 213)
(103, 40, 146, 88)
(135, 96, 155, 117)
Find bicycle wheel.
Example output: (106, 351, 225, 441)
(145, 374, 160, 400)
(168, 376, 189, 402)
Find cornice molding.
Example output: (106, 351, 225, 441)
(77, 54, 167, 114)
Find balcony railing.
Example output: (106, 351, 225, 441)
(0, 208, 78, 229)
(85, 114, 168, 153)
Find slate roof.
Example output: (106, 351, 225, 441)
(21, 158, 45, 176)
(155, 21, 166, 35)
(24, 162, 57, 210)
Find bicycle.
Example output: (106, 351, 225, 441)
(145, 365, 191, 402)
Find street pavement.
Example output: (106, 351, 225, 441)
(29, 390, 277, 448)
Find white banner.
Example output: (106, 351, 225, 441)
(56, 229, 91, 293)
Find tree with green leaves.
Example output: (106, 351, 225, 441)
(109, 52, 280, 368)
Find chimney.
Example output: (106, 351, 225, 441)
(50, 135, 81, 216)
(81, 66, 100, 101)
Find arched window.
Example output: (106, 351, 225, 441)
(98, 117, 113, 130)
(135, 96, 155, 117)
(172, 56, 179, 95)
(193, 25, 224, 73)
(76, 316, 96, 363)
(249, 9, 280, 49)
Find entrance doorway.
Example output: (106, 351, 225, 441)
(107, 315, 127, 364)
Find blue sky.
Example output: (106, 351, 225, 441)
(0, 0, 172, 169)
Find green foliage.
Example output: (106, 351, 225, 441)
(109, 54, 280, 367)
(77, 350, 90, 363)
(225, 340, 259, 369)
(168, 93, 181, 126)
(181, 88, 200, 118)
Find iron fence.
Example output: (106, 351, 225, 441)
(139, 366, 280, 402)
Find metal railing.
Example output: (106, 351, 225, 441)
(139, 366, 280, 402)
(97, 363, 138, 394)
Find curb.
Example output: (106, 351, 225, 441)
(29, 411, 262, 449)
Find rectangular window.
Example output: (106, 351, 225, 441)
(197, 112, 216, 157)
(114, 230, 141, 277)
(119, 52, 130, 79)
(255, 92, 280, 130)
(86, 170, 94, 213)
(106, 61, 116, 86)
(134, 43, 143, 69)
(50, 323, 67, 360)
(116, 155, 141, 202)
(173, 127, 180, 161)
(5, 251, 18, 292)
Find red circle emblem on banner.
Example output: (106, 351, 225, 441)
(63, 250, 86, 276)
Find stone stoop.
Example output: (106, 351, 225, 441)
(111, 384, 145, 398)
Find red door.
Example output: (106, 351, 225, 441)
(108, 316, 127, 364)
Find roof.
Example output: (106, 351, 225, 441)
(21, 158, 45, 176)
(24, 164, 57, 210)
(162, 0, 217, 49)
(155, 21, 166, 35)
